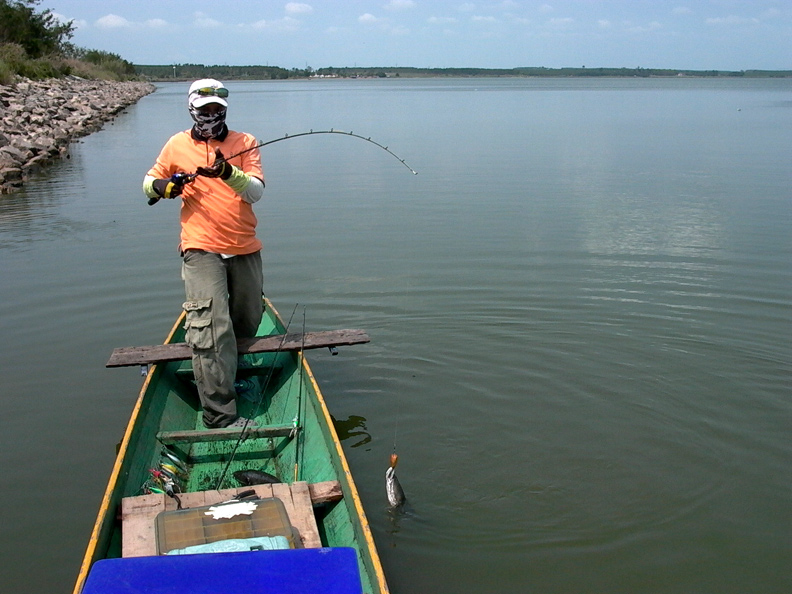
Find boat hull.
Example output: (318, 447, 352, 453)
(73, 298, 388, 593)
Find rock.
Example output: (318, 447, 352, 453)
(0, 166, 23, 181)
(0, 77, 155, 194)
(0, 151, 19, 169)
(0, 145, 28, 163)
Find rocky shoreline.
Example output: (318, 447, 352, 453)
(0, 77, 155, 194)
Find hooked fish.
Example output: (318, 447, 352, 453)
(385, 453, 406, 508)
(233, 469, 281, 486)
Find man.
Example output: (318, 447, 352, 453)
(143, 79, 265, 429)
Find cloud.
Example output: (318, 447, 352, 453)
(50, 11, 73, 25)
(52, 11, 87, 30)
(635, 21, 661, 32)
(548, 17, 573, 27)
(598, 19, 611, 28)
(194, 12, 222, 28)
(359, 13, 380, 24)
(705, 15, 759, 26)
(251, 17, 301, 32)
(145, 19, 168, 28)
(96, 14, 132, 29)
(428, 16, 458, 24)
(471, 15, 497, 23)
(285, 3, 313, 15)
(385, 0, 415, 9)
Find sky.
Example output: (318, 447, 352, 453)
(44, 1, 791, 71)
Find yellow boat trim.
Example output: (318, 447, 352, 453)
(72, 314, 185, 594)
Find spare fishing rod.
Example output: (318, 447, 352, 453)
(213, 304, 300, 491)
(148, 129, 417, 206)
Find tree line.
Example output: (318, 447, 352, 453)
(139, 64, 792, 82)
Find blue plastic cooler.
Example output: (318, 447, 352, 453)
(81, 547, 363, 594)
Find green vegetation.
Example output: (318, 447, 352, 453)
(139, 64, 792, 82)
(0, 0, 138, 85)
(136, 64, 302, 81)
(315, 66, 792, 79)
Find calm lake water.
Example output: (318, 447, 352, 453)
(1, 77, 790, 593)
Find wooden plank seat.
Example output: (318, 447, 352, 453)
(121, 481, 343, 557)
(157, 424, 294, 445)
(107, 329, 370, 368)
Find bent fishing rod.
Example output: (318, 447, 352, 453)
(148, 129, 417, 206)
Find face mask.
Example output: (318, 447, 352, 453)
(189, 105, 227, 139)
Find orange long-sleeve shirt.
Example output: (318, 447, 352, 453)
(147, 129, 264, 255)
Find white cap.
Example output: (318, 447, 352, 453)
(188, 78, 228, 108)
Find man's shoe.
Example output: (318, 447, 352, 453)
(223, 417, 259, 429)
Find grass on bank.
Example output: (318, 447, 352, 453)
(0, 42, 139, 85)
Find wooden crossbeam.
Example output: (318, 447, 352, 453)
(157, 424, 294, 445)
(106, 329, 369, 368)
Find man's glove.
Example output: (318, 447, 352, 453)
(152, 176, 185, 199)
(197, 149, 233, 180)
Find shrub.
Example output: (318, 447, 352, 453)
(0, 42, 70, 79)
(0, 57, 13, 85)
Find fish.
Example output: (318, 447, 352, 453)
(233, 469, 281, 486)
(161, 447, 189, 472)
(385, 453, 406, 507)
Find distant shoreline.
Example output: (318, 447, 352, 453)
(136, 65, 792, 82)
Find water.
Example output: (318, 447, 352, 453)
(1, 78, 790, 593)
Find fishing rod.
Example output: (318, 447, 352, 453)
(228, 129, 418, 175)
(148, 129, 416, 206)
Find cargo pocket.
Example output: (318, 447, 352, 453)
(183, 298, 214, 350)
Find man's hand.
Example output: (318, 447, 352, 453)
(197, 149, 233, 179)
(152, 176, 185, 199)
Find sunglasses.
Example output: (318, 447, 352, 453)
(194, 87, 229, 98)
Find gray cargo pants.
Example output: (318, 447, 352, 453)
(181, 249, 263, 428)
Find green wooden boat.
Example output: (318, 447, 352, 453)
(73, 298, 389, 593)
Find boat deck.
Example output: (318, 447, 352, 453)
(121, 481, 343, 557)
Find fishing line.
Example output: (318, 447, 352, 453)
(214, 303, 299, 491)
(293, 306, 307, 482)
(392, 417, 399, 455)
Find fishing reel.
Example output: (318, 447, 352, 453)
(147, 172, 197, 206)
